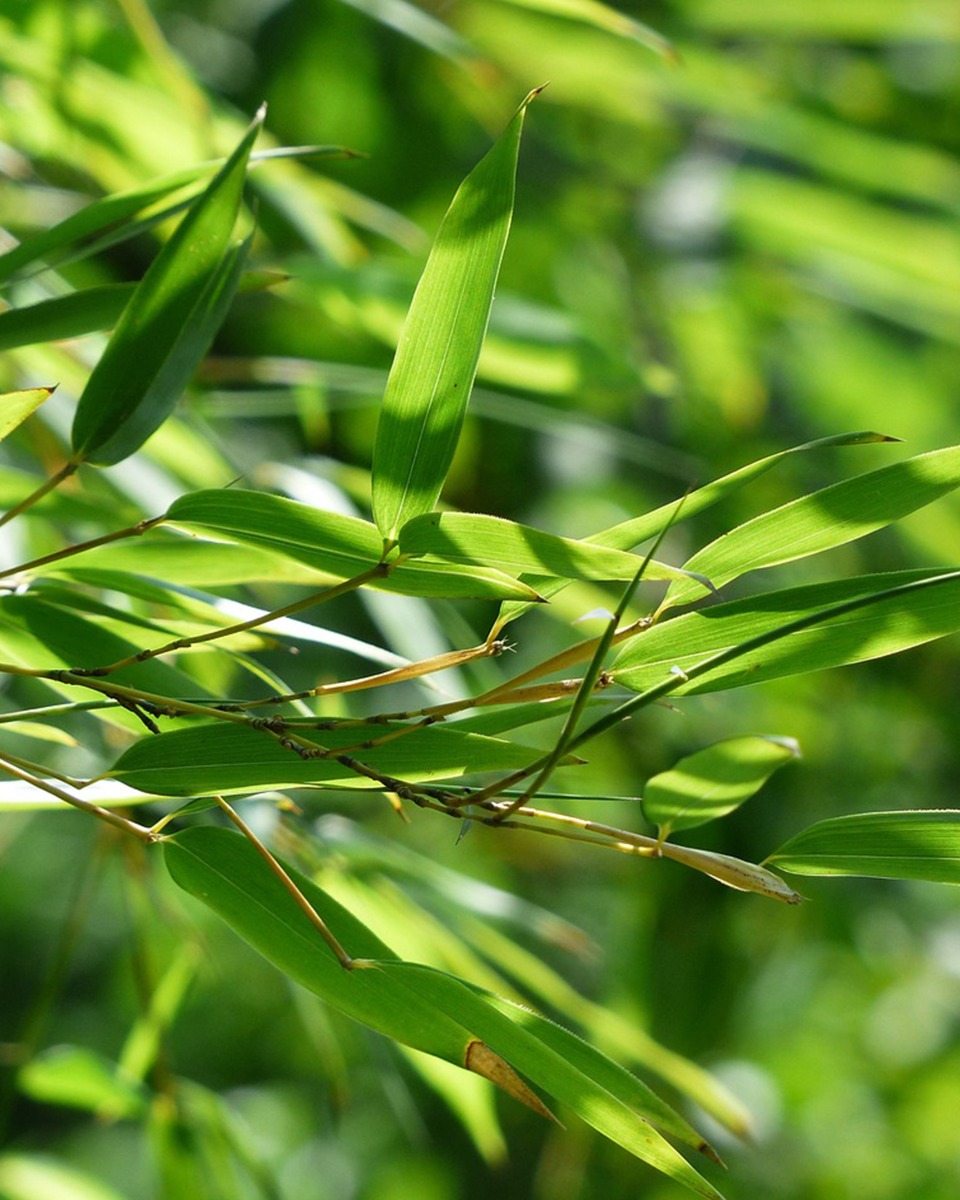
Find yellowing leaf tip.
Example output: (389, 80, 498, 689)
(464, 1039, 560, 1124)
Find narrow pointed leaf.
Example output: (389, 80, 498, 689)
(767, 810, 960, 884)
(372, 90, 540, 544)
(399, 511, 706, 587)
(0, 387, 55, 442)
(644, 736, 800, 835)
(71, 109, 263, 465)
(613, 569, 960, 695)
(111, 721, 546, 797)
(495, 430, 895, 629)
(0, 287, 133, 351)
(664, 445, 960, 608)
(165, 489, 541, 599)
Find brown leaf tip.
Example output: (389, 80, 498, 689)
(464, 1039, 560, 1125)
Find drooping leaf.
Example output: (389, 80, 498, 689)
(643, 736, 800, 835)
(164, 489, 542, 599)
(0, 387, 55, 442)
(70, 110, 263, 465)
(398, 510, 707, 587)
(165, 827, 722, 1194)
(111, 720, 550, 797)
(612, 569, 960, 695)
(371, 90, 540, 544)
(663, 445, 960, 608)
(766, 811, 960, 884)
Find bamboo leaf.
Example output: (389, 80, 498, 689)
(398, 511, 706, 587)
(164, 827, 722, 1194)
(18, 1046, 148, 1119)
(664, 445, 960, 608)
(613, 569, 960, 695)
(70, 110, 263, 466)
(164, 489, 542, 599)
(0, 388, 55, 443)
(766, 810, 960, 884)
(371, 90, 541, 544)
(111, 721, 547, 797)
(643, 736, 800, 835)
(494, 430, 894, 630)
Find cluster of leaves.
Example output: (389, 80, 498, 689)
(2, 3, 960, 1198)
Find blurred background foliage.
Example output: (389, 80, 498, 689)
(1, 0, 960, 1197)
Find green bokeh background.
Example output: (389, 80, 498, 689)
(1, 1, 959, 1197)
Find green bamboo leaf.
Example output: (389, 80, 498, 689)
(0, 287, 133, 351)
(111, 721, 547, 797)
(643, 736, 800, 835)
(0, 387, 55, 442)
(163, 827, 551, 1119)
(499, 0, 678, 60)
(399, 511, 707, 588)
(378, 964, 726, 1198)
(70, 110, 263, 466)
(165, 828, 721, 1193)
(664, 445, 960, 608)
(612, 570, 960, 695)
(371, 90, 541, 545)
(164, 489, 542, 600)
(0, 1153, 129, 1200)
(494, 430, 894, 630)
(0, 144, 346, 286)
(18, 1046, 148, 1119)
(766, 811, 960, 884)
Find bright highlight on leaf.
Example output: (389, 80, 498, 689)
(371, 89, 542, 545)
(643, 735, 800, 835)
(767, 810, 960, 884)
(0, 388, 55, 443)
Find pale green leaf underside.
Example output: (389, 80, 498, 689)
(164, 489, 541, 599)
(644, 735, 800, 834)
(399, 510, 704, 587)
(664, 444, 960, 608)
(110, 721, 546, 796)
(372, 92, 537, 543)
(767, 810, 960, 883)
(613, 569, 960, 695)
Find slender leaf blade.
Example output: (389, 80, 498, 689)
(111, 721, 546, 796)
(399, 511, 704, 587)
(613, 569, 960, 695)
(664, 445, 960, 608)
(71, 109, 263, 465)
(644, 736, 800, 834)
(767, 811, 960, 883)
(372, 90, 540, 544)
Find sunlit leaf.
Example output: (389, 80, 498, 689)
(0, 387, 55, 442)
(643, 735, 800, 835)
(399, 510, 705, 587)
(371, 90, 540, 544)
(613, 569, 960, 695)
(767, 810, 960, 884)
(664, 445, 960, 608)
(18, 1046, 147, 1119)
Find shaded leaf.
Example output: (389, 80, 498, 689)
(71, 110, 263, 465)
(767, 810, 960, 884)
(111, 720, 548, 797)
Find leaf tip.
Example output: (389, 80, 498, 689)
(464, 1039, 560, 1124)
